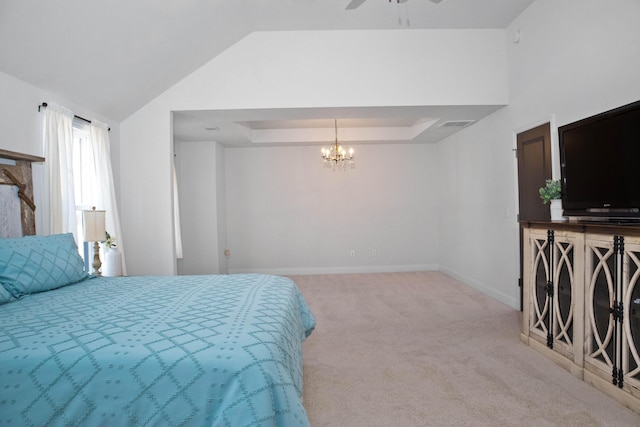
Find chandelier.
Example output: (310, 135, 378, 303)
(321, 120, 355, 171)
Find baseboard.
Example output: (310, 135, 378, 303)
(438, 265, 518, 309)
(228, 264, 518, 309)
(583, 370, 640, 414)
(229, 264, 439, 276)
(528, 337, 584, 380)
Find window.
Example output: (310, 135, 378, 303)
(71, 120, 99, 261)
(41, 103, 124, 274)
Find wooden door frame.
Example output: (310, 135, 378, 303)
(513, 114, 558, 311)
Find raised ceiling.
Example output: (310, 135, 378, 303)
(172, 105, 503, 146)
(0, 0, 535, 146)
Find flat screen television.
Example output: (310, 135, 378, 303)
(559, 100, 640, 219)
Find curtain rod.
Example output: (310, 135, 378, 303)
(38, 102, 110, 132)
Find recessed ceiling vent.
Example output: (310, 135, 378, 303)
(438, 120, 476, 128)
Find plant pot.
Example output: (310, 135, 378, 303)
(103, 247, 123, 277)
(550, 199, 565, 221)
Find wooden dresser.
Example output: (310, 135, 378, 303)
(521, 220, 640, 414)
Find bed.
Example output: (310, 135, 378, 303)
(0, 233, 316, 426)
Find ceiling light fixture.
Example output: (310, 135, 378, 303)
(321, 120, 355, 171)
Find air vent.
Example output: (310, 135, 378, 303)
(438, 120, 475, 128)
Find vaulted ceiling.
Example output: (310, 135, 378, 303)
(0, 0, 534, 145)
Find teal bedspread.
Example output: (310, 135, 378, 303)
(0, 274, 315, 426)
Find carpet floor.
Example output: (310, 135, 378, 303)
(290, 271, 640, 426)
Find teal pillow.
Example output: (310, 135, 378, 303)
(0, 233, 89, 300)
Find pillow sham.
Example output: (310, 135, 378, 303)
(0, 233, 89, 300)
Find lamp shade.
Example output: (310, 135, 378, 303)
(83, 207, 106, 242)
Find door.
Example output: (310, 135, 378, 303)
(517, 123, 552, 309)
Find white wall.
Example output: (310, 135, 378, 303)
(120, 29, 508, 275)
(1, 72, 45, 157)
(121, 103, 175, 274)
(175, 140, 220, 274)
(166, 29, 508, 110)
(0, 71, 120, 236)
(437, 0, 640, 308)
(216, 142, 228, 274)
(224, 143, 439, 274)
(437, 108, 519, 306)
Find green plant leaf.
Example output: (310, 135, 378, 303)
(539, 179, 561, 204)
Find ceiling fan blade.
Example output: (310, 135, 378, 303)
(346, 0, 441, 10)
(345, 0, 367, 10)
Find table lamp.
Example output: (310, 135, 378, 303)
(83, 206, 106, 275)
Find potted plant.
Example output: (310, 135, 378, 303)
(104, 231, 116, 250)
(539, 179, 564, 220)
(102, 231, 123, 276)
(539, 179, 561, 204)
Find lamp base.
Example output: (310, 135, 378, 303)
(92, 241, 102, 276)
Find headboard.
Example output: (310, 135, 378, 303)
(0, 149, 45, 237)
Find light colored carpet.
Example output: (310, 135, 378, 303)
(290, 271, 640, 426)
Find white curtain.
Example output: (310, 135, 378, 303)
(88, 120, 127, 275)
(42, 103, 77, 237)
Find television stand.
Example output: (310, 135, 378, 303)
(521, 221, 640, 415)
(573, 217, 640, 226)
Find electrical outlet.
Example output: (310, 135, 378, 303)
(350, 250, 356, 257)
